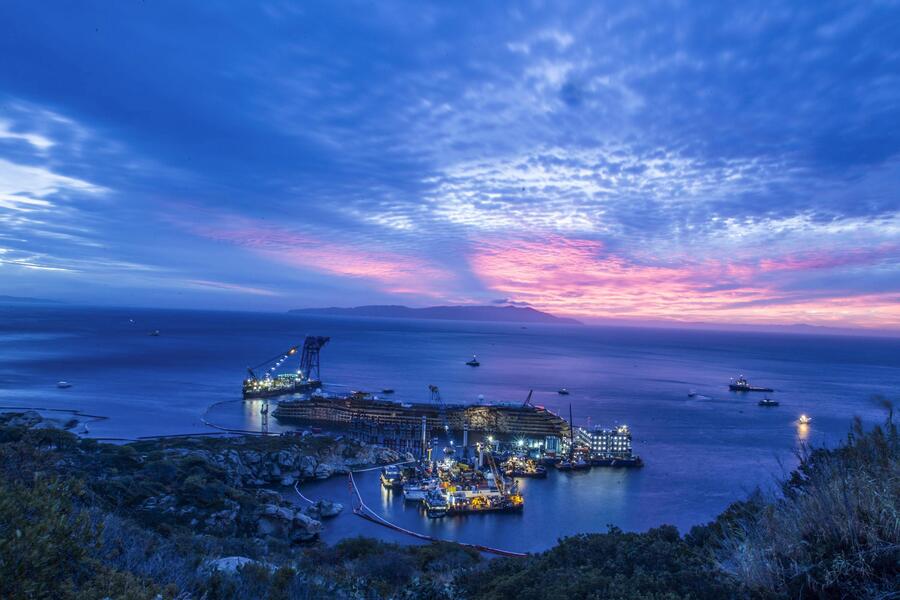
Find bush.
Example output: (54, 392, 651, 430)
(459, 525, 742, 599)
(716, 413, 899, 598)
(0, 477, 160, 600)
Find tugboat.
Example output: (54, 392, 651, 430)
(798, 414, 812, 425)
(572, 456, 591, 471)
(555, 459, 573, 471)
(379, 465, 403, 489)
(557, 388, 570, 395)
(729, 375, 773, 393)
(611, 456, 644, 468)
(423, 489, 449, 518)
(503, 456, 547, 478)
(465, 355, 480, 367)
(758, 397, 779, 407)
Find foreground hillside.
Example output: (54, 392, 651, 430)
(0, 407, 896, 599)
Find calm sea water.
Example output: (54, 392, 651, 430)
(2, 304, 898, 552)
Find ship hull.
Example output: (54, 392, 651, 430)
(729, 384, 774, 392)
(273, 395, 570, 438)
(242, 379, 321, 399)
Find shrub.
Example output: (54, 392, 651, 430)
(459, 525, 742, 599)
(716, 411, 899, 598)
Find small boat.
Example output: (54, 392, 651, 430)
(381, 388, 395, 394)
(403, 479, 438, 502)
(591, 455, 614, 467)
(423, 489, 449, 518)
(729, 375, 773, 393)
(572, 457, 591, 470)
(310, 427, 322, 434)
(380, 465, 403, 489)
(57, 381, 72, 389)
(687, 389, 698, 398)
(758, 397, 779, 407)
(557, 388, 570, 395)
(798, 414, 812, 425)
(148, 330, 160, 337)
(555, 460, 573, 471)
(465, 355, 480, 367)
(611, 456, 644, 468)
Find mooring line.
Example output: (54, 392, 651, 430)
(351, 459, 417, 473)
(346, 472, 527, 558)
(0, 405, 109, 422)
(200, 398, 279, 436)
(294, 481, 316, 505)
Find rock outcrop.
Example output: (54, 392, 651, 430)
(0, 410, 79, 430)
(169, 439, 403, 489)
(257, 503, 322, 542)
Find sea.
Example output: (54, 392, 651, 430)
(2, 303, 898, 553)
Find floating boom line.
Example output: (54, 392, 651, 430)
(346, 472, 526, 558)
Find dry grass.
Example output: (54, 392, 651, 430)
(717, 401, 899, 598)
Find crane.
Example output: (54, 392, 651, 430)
(246, 345, 299, 381)
(428, 384, 449, 434)
(244, 336, 330, 383)
(522, 389, 535, 409)
(298, 336, 329, 382)
(484, 449, 519, 500)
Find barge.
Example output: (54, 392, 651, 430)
(242, 336, 330, 399)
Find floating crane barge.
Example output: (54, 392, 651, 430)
(242, 336, 330, 399)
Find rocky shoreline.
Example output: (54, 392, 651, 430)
(1, 408, 896, 599)
(0, 410, 407, 544)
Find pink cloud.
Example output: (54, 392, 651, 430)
(758, 244, 900, 273)
(469, 236, 900, 329)
(182, 214, 455, 298)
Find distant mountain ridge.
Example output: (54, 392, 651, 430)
(0, 295, 60, 304)
(289, 304, 581, 325)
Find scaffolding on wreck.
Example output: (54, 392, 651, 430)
(348, 412, 429, 459)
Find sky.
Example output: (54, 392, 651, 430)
(1, 1, 899, 330)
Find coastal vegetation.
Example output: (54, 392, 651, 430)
(0, 407, 896, 599)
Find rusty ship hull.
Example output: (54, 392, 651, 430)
(273, 395, 569, 438)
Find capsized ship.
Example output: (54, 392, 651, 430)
(273, 387, 570, 438)
(242, 336, 330, 399)
(729, 375, 774, 393)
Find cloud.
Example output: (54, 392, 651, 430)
(185, 279, 279, 297)
(0, 158, 104, 208)
(0, 118, 54, 150)
(0, 2, 898, 326)
(469, 234, 900, 328)
(178, 212, 459, 299)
